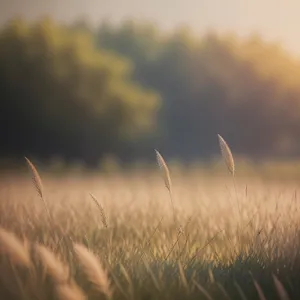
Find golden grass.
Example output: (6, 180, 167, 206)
(0, 227, 31, 268)
(74, 243, 112, 299)
(0, 169, 298, 299)
(55, 283, 87, 300)
(35, 244, 69, 283)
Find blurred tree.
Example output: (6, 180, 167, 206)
(0, 18, 159, 166)
(96, 22, 300, 160)
(2, 17, 300, 165)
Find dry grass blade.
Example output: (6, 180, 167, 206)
(89, 193, 108, 228)
(0, 228, 31, 268)
(178, 261, 188, 291)
(217, 134, 235, 176)
(119, 263, 134, 300)
(56, 282, 87, 300)
(216, 282, 231, 300)
(142, 258, 161, 291)
(234, 280, 248, 300)
(253, 279, 267, 300)
(192, 279, 213, 300)
(25, 157, 44, 199)
(154, 149, 172, 192)
(272, 274, 290, 300)
(35, 244, 69, 284)
(208, 268, 215, 284)
(74, 243, 112, 299)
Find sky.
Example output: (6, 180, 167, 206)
(0, 0, 299, 56)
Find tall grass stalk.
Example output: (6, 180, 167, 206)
(89, 193, 108, 228)
(217, 135, 240, 215)
(25, 157, 52, 220)
(154, 149, 176, 225)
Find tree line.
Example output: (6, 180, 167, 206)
(1, 17, 300, 166)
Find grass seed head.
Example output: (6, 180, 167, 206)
(0, 228, 31, 268)
(35, 244, 69, 284)
(56, 282, 87, 300)
(217, 134, 235, 176)
(25, 157, 44, 199)
(74, 243, 112, 299)
(155, 149, 172, 192)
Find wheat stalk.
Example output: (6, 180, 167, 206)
(73, 243, 112, 299)
(217, 134, 235, 176)
(25, 157, 44, 199)
(89, 193, 108, 228)
(25, 157, 51, 219)
(0, 228, 31, 268)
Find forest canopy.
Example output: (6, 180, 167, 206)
(1, 17, 300, 166)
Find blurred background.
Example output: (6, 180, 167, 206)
(1, 0, 300, 173)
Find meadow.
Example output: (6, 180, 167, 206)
(0, 154, 300, 300)
(2, 15, 300, 300)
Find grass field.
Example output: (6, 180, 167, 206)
(0, 163, 300, 300)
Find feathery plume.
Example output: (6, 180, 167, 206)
(25, 157, 51, 219)
(25, 157, 44, 199)
(56, 282, 87, 300)
(217, 134, 235, 176)
(35, 244, 69, 284)
(154, 150, 172, 192)
(74, 243, 112, 299)
(0, 228, 31, 267)
(36, 244, 86, 300)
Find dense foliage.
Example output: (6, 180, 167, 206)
(2, 17, 300, 165)
(0, 19, 159, 165)
(97, 21, 300, 161)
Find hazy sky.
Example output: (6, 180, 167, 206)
(1, 0, 299, 55)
